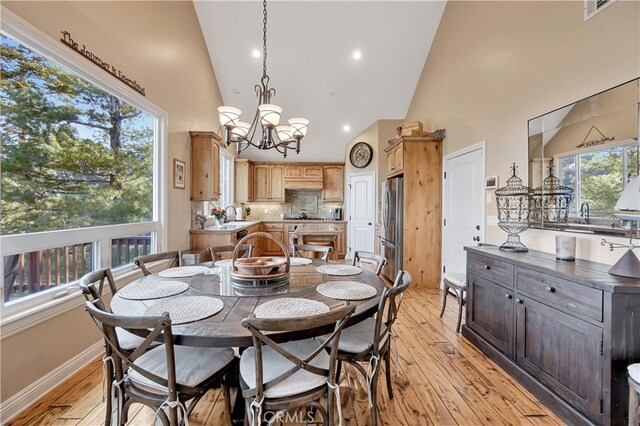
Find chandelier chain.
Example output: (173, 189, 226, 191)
(262, 0, 268, 80)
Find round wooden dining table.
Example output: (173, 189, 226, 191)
(110, 259, 387, 348)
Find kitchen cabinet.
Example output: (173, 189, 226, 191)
(335, 223, 347, 258)
(384, 134, 443, 288)
(235, 159, 254, 203)
(190, 131, 221, 201)
(262, 223, 285, 255)
(385, 141, 405, 177)
(463, 246, 640, 426)
(284, 165, 323, 180)
(322, 166, 344, 202)
(253, 165, 285, 202)
(245, 223, 263, 256)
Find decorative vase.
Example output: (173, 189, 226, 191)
(495, 163, 531, 252)
(215, 218, 224, 228)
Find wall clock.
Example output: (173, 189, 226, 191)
(349, 142, 373, 168)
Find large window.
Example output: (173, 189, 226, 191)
(557, 140, 639, 219)
(207, 151, 234, 219)
(1, 24, 165, 312)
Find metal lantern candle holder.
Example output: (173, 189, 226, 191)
(495, 163, 531, 252)
(530, 164, 573, 231)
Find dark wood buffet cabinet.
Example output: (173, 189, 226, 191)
(462, 246, 640, 426)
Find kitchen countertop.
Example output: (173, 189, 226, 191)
(190, 219, 347, 234)
(294, 223, 343, 236)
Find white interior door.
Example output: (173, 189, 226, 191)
(442, 145, 485, 279)
(348, 173, 375, 257)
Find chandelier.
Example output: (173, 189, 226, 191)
(218, 0, 309, 158)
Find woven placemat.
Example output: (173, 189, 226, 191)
(158, 266, 210, 278)
(118, 280, 189, 300)
(271, 256, 312, 266)
(254, 297, 329, 319)
(214, 259, 233, 267)
(144, 296, 224, 325)
(316, 264, 363, 276)
(316, 281, 377, 301)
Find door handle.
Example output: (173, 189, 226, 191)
(476, 225, 481, 230)
(368, 222, 372, 225)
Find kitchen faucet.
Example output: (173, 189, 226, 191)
(579, 202, 590, 224)
(224, 205, 237, 223)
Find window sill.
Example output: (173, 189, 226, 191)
(0, 266, 145, 340)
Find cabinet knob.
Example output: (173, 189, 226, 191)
(476, 225, 481, 230)
(516, 298, 523, 304)
(484, 265, 491, 270)
(505, 294, 512, 299)
(545, 286, 555, 293)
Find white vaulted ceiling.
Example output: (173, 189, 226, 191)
(194, 1, 446, 161)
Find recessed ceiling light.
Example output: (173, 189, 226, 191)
(343, 125, 351, 132)
(233, 88, 240, 95)
(329, 91, 336, 97)
(352, 50, 362, 60)
(252, 49, 261, 58)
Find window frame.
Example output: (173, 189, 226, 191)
(554, 138, 638, 219)
(206, 150, 235, 218)
(0, 8, 168, 325)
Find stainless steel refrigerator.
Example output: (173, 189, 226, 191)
(380, 177, 403, 281)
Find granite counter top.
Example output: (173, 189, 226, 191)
(190, 219, 347, 234)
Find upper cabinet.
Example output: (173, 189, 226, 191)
(253, 164, 285, 202)
(284, 165, 323, 189)
(190, 131, 220, 201)
(235, 159, 254, 203)
(386, 140, 405, 177)
(322, 165, 344, 202)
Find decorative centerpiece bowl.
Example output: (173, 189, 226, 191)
(230, 232, 291, 284)
(233, 257, 287, 276)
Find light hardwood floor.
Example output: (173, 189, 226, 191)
(7, 288, 566, 425)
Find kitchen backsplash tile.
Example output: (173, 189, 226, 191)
(190, 190, 343, 226)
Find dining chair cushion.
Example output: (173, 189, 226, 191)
(128, 345, 235, 394)
(116, 328, 160, 351)
(443, 272, 467, 288)
(240, 339, 329, 398)
(317, 317, 388, 355)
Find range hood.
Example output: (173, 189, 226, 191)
(284, 179, 323, 190)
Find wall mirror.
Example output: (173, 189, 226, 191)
(528, 78, 639, 237)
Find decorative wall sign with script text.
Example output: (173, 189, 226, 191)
(60, 31, 146, 96)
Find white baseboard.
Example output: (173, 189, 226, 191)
(0, 340, 103, 425)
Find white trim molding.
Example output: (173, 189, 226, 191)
(0, 340, 103, 425)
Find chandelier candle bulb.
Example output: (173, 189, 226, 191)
(258, 104, 282, 127)
(289, 118, 309, 139)
(231, 121, 251, 138)
(218, 106, 241, 128)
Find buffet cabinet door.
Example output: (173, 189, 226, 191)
(516, 296, 603, 421)
(467, 274, 515, 358)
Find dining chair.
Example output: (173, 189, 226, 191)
(79, 268, 160, 426)
(439, 272, 467, 333)
(352, 251, 387, 277)
(317, 270, 411, 426)
(294, 244, 333, 261)
(208, 244, 253, 261)
(240, 303, 356, 426)
(133, 251, 182, 276)
(84, 299, 237, 426)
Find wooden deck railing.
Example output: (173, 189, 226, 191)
(4, 235, 151, 302)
